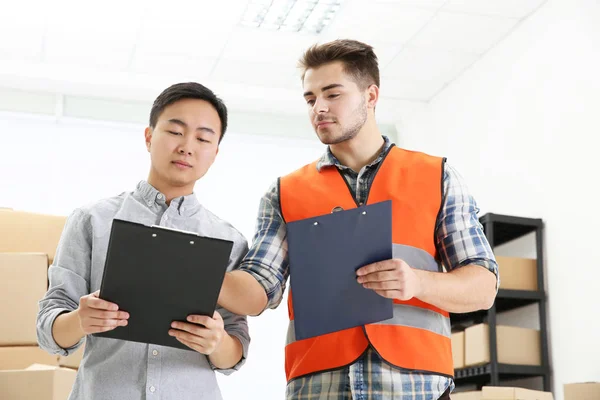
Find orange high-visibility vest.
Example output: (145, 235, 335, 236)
(279, 145, 454, 382)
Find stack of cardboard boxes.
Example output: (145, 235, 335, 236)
(451, 256, 542, 371)
(449, 255, 600, 399)
(0, 209, 84, 399)
(449, 256, 546, 398)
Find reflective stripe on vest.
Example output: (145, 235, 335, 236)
(280, 145, 454, 381)
(288, 302, 451, 344)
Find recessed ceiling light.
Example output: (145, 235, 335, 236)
(240, 0, 342, 34)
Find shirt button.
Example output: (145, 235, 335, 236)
(147, 201, 153, 207)
(152, 349, 158, 356)
(149, 386, 156, 393)
(359, 202, 364, 206)
(157, 194, 164, 200)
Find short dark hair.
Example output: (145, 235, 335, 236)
(298, 39, 380, 90)
(149, 82, 228, 143)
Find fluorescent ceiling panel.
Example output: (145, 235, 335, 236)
(240, 0, 343, 34)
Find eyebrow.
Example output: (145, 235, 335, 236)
(167, 118, 215, 135)
(303, 83, 344, 97)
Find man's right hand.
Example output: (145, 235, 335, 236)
(76, 290, 129, 334)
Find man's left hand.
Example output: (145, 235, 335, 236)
(169, 311, 225, 355)
(356, 258, 422, 301)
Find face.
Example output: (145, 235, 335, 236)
(145, 98, 221, 190)
(303, 61, 375, 145)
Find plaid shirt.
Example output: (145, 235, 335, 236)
(239, 136, 498, 399)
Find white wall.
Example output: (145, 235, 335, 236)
(400, 1, 600, 398)
(0, 112, 328, 400)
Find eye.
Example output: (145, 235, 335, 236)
(306, 99, 315, 105)
(197, 138, 210, 143)
(328, 94, 339, 99)
(168, 131, 182, 135)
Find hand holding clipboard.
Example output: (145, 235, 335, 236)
(94, 219, 233, 352)
(287, 201, 394, 341)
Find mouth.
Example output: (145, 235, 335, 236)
(316, 121, 334, 128)
(172, 161, 192, 168)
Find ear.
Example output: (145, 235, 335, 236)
(366, 84, 379, 109)
(144, 127, 152, 152)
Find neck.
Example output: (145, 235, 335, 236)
(329, 119, 384, 172)
(147, 169, 194, 205)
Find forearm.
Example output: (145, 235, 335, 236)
(219, 271, 267, 316)
(208, 334, 243, 369)
(415, 265, 497, 313)
(52, 310, 85, 349)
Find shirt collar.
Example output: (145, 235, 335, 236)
(135, 180, 201, 216)
(316, 135, 393, 172)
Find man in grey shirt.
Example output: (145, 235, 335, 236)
(36, 82, 250, 400)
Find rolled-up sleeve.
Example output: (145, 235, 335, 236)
(36, 208, 92, 356)
(436, 163, 500, 289)
(237, 181, 290, 312)
(212, 236, 251, 375)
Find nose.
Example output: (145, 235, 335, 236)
(177, 140, 193, 156)
(312, 97, 328, 115)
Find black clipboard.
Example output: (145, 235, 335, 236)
(287, 201, 394, 341)
(94, 219, 234, 351)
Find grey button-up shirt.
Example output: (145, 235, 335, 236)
(37, 181, 250, 400)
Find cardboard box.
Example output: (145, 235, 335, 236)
(465, 324, 541, 366)
(58, 342, 84, 369)
(452, 331, 465, 369)
(496, 256, 538, 291)
(482, 386, 553, 399)
(0, 253, 48, 345)
(452, 391, 482, 400)
(0, 210, 66, 264)
(0, 364, 77, 400)
(564, 382, 600, 400)
(0, 346, 58, 370)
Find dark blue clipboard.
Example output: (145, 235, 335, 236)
(287, 200, 394, 341)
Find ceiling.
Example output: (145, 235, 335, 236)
(0, 0, 547, 123)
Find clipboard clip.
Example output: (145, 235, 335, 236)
(150, 225, 200, 236)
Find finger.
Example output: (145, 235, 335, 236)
(186, 315, 213, 328)
(87, 325, 120, 334)
(362, 280, 401, 291)
(169, 328, 205, 345)
(212, 310, 222, 321)
(86, 296, 119, 311)
(357, 271, 396, 284)
(88, 318, 128, 328)
(374, 289, 401, 299)
(356, 259, 396, 276)
(91, 290, 100, 298)
(171, 321, 208, 337)
(176, 337, 206, 354)
(87, 310, 129, 320)
(375, 289, 413, 301)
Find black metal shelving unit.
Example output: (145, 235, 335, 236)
(450, 213, 551, 392)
